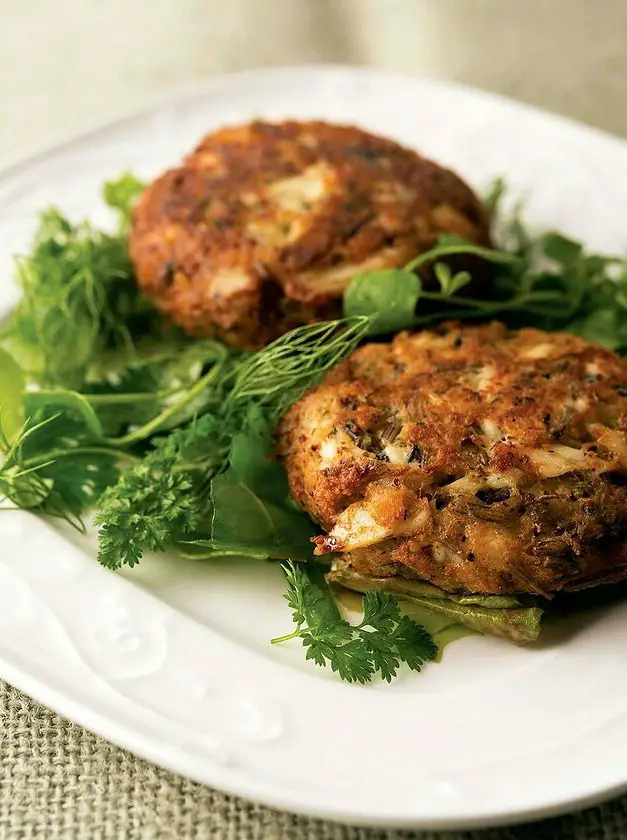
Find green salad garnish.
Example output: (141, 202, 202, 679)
(1, 172, 625, 684)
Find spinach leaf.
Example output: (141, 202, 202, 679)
(204, 405, 317, 559)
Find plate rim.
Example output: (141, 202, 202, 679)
(1, 63, 626, 178)
(2, 64, 627, 831)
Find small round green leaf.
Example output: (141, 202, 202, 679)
(344, 269, 421, 335)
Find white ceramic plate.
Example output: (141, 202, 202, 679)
(2, 66, 627, 832)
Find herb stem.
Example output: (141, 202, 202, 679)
(84, 391, 176, 405)
(22, 446, 140, 467)
(270, 628, 303, 645)
(405, 243, 521, 273)
(417, 290, 567, 319)
(413, 308, 492, 326)
(104, 353, 229, 446)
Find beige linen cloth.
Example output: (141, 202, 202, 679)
(2, 1, 627, 837)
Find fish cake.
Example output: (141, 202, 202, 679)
(278, 322, 627, 596)
(130, 121, 491, 348)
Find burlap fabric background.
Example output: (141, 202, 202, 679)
(3, 680, 627, 840)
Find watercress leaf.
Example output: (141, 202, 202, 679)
(433, 263, 473, 298)
(448, 270, 472, 295)
(434, 261, 453, 293)
(344, 269, 421, 335)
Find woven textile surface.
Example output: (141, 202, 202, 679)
(2, 681, 627, 840)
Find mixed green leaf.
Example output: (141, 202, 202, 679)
(1, 172, 626, 684)
(326, 563, 542, 646)
(0, 178, 160, 389)
(345, 181, 627, 348)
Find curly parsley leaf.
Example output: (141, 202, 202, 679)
(95, 452, 200, 569)
(93, 412, 225, 569)
(273, 562, 436, 684)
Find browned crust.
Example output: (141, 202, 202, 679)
(277, 322, 627, 595)
(130, 120, 491, 348)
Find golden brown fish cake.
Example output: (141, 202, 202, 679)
(130, 121, 491, 348)
(277, 322, 627, 596)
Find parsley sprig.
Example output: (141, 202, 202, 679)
(272, 562, 437, 684)
(93, 317, 369, 569)
(95, 437, 204, 569)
